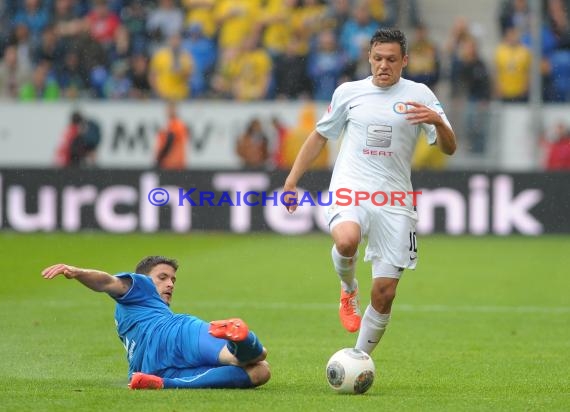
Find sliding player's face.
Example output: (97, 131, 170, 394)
(149, 263, 177, 305)
(368, 42, 408, 88)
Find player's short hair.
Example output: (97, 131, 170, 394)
(135, 256, 178, 275)
(369, 28, 407, 57)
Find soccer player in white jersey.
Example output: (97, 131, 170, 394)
(283, 28, 456, 354)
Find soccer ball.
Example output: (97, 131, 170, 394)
(326, 348, 375, 394)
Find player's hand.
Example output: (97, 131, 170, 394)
(404, 101, 442, 126)
(282, 183, 298, 214)
(41, 264, 80, 280)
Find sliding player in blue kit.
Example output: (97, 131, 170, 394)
(41, 256, 270, 389)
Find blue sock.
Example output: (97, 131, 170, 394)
(226, 331, 263, 363)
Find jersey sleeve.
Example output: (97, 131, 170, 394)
(418, 84, 452, 146)
(113, 273, 156, 305)
(316, 83, 350, 140)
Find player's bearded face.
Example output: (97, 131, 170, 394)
(148, 264, 177, 305)
(368, 42, 408, 87)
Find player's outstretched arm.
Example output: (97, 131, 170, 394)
(283, 130, 328, 213)
(41, 264, 132, 297)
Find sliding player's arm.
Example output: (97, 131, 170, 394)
(41, 264, 132, 298)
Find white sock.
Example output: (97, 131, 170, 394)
(355, 305, 391, 354)
(331, 245, 358, 292)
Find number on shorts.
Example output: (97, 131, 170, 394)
(409, 231, 417, 252)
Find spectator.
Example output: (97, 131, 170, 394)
(155, 102, 189, 170)
(181, 23, 217, 97)
(56, 50, 88, 99)
(228, 34, 273, 101)
(120, 0, 149, 55)
(209, 46, 240, 99)
(128, 53, 152, 99)
(0, 44, 32, 98)
(339, 0, 379, 63)
(56, 111, 101, 167)
(32, 25, 65, 69)
(52, 0, 84, 46)
(544, 122, 570, 170)
(494, 26, 532, 102)
(19, 60, 60, 101)
(499, 0, 531, 36)
(322, 0, 353, 38)
(84, 0, 122, 49)
(149, 32, 193, 101)
(457, 37, 491, 153)
(273, 36, 312, 100)
(105, 60, 132, 99)
(404, 23, 440, 92)
(343, 38, 373, 82)
(258, 0, 296, 58)
(147, 0, 184, 51)
(10, 23, 34, 73)
(182, 0, 217, 40)
(235, 118, 270, 169)
(384, 0, 421, 28)
(307, 28, 347, 101)
(214, 0, 262, 51)
(444, 16, 472, 99)
(291, 0, 328, 57)
(546, 0, 570, 47)
(13, 0, 50, 49)
(546, 48, 570, 102)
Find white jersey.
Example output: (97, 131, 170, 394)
(316, 76, 451, 217)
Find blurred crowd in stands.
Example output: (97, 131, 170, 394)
(0, 0, 406, 101)
(0, 0, 568, 103)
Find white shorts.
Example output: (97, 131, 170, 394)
(326, 203, 418, 279)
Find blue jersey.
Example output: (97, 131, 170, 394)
(113, 273, 210, 377)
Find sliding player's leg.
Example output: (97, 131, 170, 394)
(129, 361, 270, 389)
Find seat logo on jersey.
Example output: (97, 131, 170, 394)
(393, 102, 408, 114)
(366, 124, 392, 147)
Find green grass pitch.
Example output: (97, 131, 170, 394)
(0, 233, 569, 411)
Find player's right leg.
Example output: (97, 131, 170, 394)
(329, 210, 366, 333)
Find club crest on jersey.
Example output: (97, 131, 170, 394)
(393, 102, 408, 114)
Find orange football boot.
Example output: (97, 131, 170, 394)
(208, 318, 250, 342)
(128, 372, 164, 390)
(339, 287, 361, 332)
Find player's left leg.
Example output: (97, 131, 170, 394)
(176, 318, 266, 368)
(129, 362, 270, 389)
(356, 211, 417, 354)
(355, 272, 400, 354)
(209, 318, 266, 365)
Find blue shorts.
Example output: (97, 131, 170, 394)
(142, 316, 227, 375)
